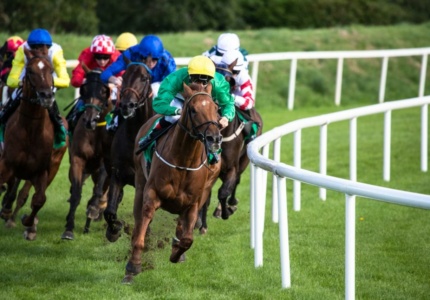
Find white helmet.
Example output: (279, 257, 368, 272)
(221, 49, 245, 72)
(217, 33, 240, 54)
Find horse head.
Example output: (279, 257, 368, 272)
(119, 56, 152, 119)
(215, 58, 238, 93)
(181, 82, 222, 154)
(80, 64, 111, 130)
(22, 47, 54, 108)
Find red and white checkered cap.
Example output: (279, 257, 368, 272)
(90, 35, 115, 55)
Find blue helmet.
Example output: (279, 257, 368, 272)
(138, 35, 163, 59)
(27, 28, 52, 47)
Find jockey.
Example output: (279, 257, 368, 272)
(115, 32, 138, 53)
(68, 35, 122, 132)
(0, 36, 25, 83)
(0, 36, 24, 106)
(2, 28, 70, 148)
(218, 49, 259, 142)
(101, 34, 176, 97)
(219, 49, 255, 111)
(203, 32, 248, 69)
(137, 55, 235, 152)
(101, 35, 176, 132)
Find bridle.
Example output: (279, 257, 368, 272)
(119, 62, 152, 114)
(23, 55, 54, 105)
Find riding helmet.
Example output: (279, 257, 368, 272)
(221, 49, 245, 72)
(6, 36, 24, 53)
(188, 55, 215, 78)
(115, 32, 138, 51)
(90, 35, 115, 54)
(27, 28, 52, 47)
(217, 33, 240, 54)
(138, 35, 163, 59)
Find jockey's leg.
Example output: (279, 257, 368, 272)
(136, 117, 173, 153)
(48, 101, 67, 148)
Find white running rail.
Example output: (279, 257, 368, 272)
(247, 96, 430, 299)
(66, 47, 430, 109)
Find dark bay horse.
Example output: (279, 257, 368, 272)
(197, 60, 263, 234)
(62, 66, 112, 240)
(123, 83, 222, 283)
(104, 60, 153, 242)
(0, 47, 68, 240)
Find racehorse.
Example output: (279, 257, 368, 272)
(104, 59, 153, 242)
(62, 66, 112, 240)
(0, 47, 68, 240)
(122, 83, 222, 283)
(197, 59, 263, 234)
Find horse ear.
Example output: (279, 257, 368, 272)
(24, 47, 33, 60)
(82, 62, 90, 74)
(183, 82, 192, 98)
(228, 58, 238, 72)
(206, 82, 213, 94)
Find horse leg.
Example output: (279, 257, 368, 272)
(105, 168, 126, 242)
(22, 173, 48, 241)
(62, 157, 85, 240)
(216, 168, 238, 220)
(197, 191, 211, 235)
(84, 167, 107, 233)
(123, 171, 154, 284)
(0, 177, 19, 223)
(9, 180, 31, 228)
(170, 204, 198, 263)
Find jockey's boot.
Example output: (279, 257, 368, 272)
(136, 117, 172, 154)
(0, 98, 21, 125)
(49, 101, 67, 149)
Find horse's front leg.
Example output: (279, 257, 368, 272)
(9, 180, 31, 228)
(123, 169, 154, 284)
(217, 167, 238, 220)
(104, 168, 126, 242)
(22, 172, 49, 240)
(62, 157, 85, 240)
(84, 166, 108, 233)
(0, 177, 19, 223)
(170, 204, 198, 263)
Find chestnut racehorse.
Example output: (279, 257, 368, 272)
(123, 83, 222, 283)
(0, 47, 68, 240)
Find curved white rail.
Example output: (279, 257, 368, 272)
(247, 96, 430, 299)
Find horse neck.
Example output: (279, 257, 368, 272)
(164, 123, 206, 166)
(18, 99, 48, 120)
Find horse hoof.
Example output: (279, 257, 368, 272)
(106, 229, 121, 243)
(122, 275, 134, 285)
(61, 231, 74, 240)
(199, 227, 207, 235)
(5, 219, 16, 228)
(228, 205, 238, 215)
(212, 208, 222, 219)
(23, 229, 36, 241)
(87, 205, 100, 220)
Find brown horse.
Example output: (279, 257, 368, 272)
(62, 66, 112, 240)
(197, 60, 263, 234)
(123, 83, 222, 283)
(104, 59, 153, 242)
(0, 47, 68, 240)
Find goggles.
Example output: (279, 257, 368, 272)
(94, 54, 111, 61)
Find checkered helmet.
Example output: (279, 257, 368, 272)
(90, 35, 115, 55)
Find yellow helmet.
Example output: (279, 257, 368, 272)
(115, 32, 138, 51)
(188, 55, 215, 78)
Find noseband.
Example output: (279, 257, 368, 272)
(119, 62, 152, 111)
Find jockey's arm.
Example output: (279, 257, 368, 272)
(52, 49, 70, 88)
(6, 47, 25, 88)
